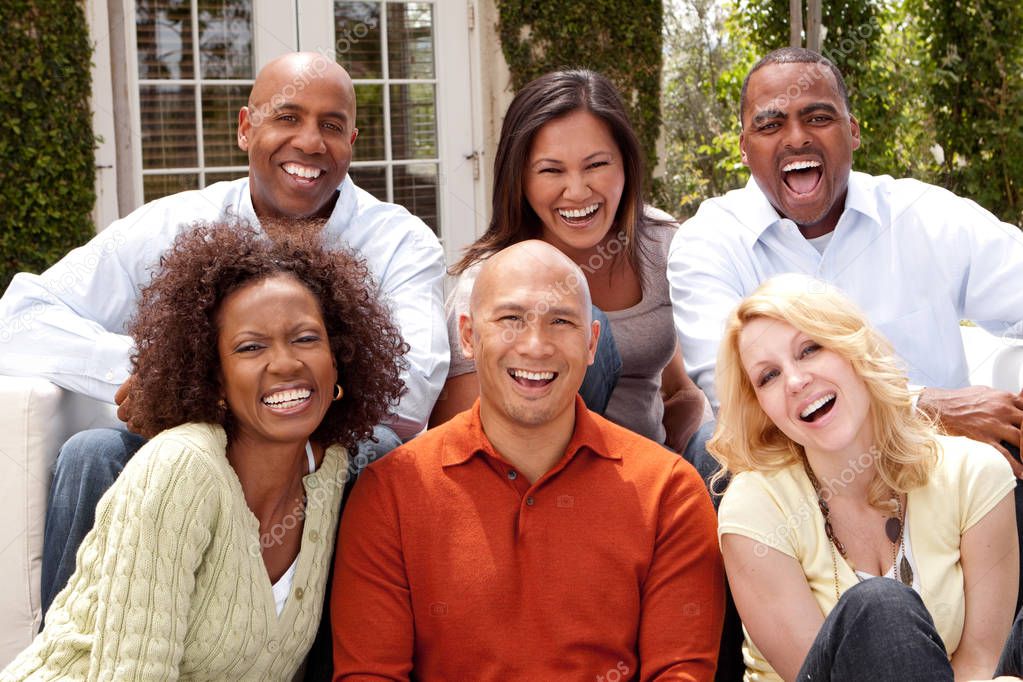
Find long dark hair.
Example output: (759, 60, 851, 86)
(452, 69, 649, 275)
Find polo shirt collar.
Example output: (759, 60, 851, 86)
(441, 396, 621, 468)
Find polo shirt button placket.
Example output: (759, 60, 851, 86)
(525, 496, 535, 506)
(508, 470, 518, 480)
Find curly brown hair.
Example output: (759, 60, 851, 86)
(127, 220, 407, 452)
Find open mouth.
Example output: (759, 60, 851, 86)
(782, 160, 823, 195)
(557, 203, 600, 225)
(262, 387, 312, 410)
(799, 393, 836, 422)
(282, 162, 324, 182)
(508, 368, 556, 388)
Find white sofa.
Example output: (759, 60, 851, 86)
(0, 327, 1020, 668)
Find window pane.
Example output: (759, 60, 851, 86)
(197, 0, 254, 79)
(140, 85, 199, 168)
(202, 84, 249, 167)
(353, 84, 385, 161)
(389, 83, 436, 160)
(334, 2, 382, 79)
(348, 166, 388, 201)
(393, 163, 437, 232)
(144, 173, 199, 202)
(205, 170, 247, 185)
(136, 0, 195, 79)
(387, 2, 434, 79)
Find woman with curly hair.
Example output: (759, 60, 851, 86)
(1, 221, 406, 681)
(428, 69, 708, 453)
(710, 273, 1019, 681)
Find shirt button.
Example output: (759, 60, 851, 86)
(507, 470, 517, 480)
(309, 531, 320, 542)
(295, 587, 304, 600)
(267, 639, 280, 653)
(525, 496, 535, 506)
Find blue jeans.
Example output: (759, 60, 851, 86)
(798, 579, 952, 680)
(40, 423, 402, 618)
(577, 306, 621, 414)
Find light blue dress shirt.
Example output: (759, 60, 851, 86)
(0, 176, 448, 439)
(668, 171, 1023, 407)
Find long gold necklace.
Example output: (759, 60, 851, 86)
(801, 457, 912, 602)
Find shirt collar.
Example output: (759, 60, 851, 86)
(740, 170, 881, 240)
(441, 395, 621, 468)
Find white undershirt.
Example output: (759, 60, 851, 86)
(806, 230, 835, 254)
(854, 506, 920, 592)
(270, 441, 317, 616)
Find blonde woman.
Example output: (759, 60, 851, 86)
(709, 273, 1018, 681)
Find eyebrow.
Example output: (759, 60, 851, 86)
(798, 103, 840, 117)
(273, 102, 350, 122)
(490, 302, 582, 318)
(530, 151, 613, 167)
(752, 102, 840, 126)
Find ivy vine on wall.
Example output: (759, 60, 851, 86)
(497, 0, 663, 188)
(0, 0, 96, 290)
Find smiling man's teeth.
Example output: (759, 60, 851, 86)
(263, 388, 312, 407)
(800, 393, 835, 419)
(782, 160, 822, 173)
(558, 204, 599, 219)
(283, 163, 323, 179)
(510, 369, 555, 381)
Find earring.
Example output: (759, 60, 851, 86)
(333, 384, 344, 401)
(217, 398, 227, 410)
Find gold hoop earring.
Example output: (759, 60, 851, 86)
(333, 384, 343, 401)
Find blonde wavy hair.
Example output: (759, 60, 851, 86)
(707, 274, 938, 509)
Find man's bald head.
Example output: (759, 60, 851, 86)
(238, 52, 359, 219)
(248, 52, 356, 125)
(459, 240, 599, 430)
(470, 240, 593, 333)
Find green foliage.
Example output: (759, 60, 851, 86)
(656, 0, 752, 218)
(497, 0, 663, 188)
(0, 0, 96, 291)
(909, 0, 1023, 225)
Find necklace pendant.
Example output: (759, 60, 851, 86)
(885, 516, 902, 544)
(899, 555, 913, 586)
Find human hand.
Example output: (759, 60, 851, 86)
(114, 375, 148, 436)
(662, 387, 708, 453)
(918, 385, 1023, 477)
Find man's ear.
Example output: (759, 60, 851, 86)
(237, 106, 251, 152)
(849, 114, 861, 152)
(350, 127, 359, 145)
(739, 131, 749, 166)
(586, 319, 600, 366)
(458, 313, 476, 360)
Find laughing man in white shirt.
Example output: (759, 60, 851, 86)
(668, 47, 1023, 474)
(0, 52, 448, 617)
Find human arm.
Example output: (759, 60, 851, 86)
(918, 387, 1023, 477)
(639, 461, 725, 681)
(721, 534, 824, 681)
(0, 433, 219, 680)
(666, 218, 747, 409)
(660, 343, 708, 452)
(953, 492, 1019, 680)
(428, 266, 481, 428)
(331, 467, 413, 681)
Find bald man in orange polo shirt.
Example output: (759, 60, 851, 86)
(331, 240, 724, 681)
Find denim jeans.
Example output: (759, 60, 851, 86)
(577, 305, 622, 415)
(798, 578, 952, 680)
(40, 423, 402, 619)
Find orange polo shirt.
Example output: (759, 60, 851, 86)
(332, 397, 724, 681)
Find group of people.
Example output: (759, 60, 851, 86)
(0, 45, 1021, 681)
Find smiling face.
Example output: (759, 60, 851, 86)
(459, 241, 598, 431)
(738, 316, 872, 461)
(238, 54, 358, 220)
(216, 273, 337, 447)
(523, 109, 626, 256)
(739, 62, 860, 237)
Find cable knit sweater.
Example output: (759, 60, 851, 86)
(0, 422, 348, 681)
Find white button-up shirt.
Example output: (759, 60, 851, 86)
(0, 176, 448, 439)
(668, 171, 1023, 407)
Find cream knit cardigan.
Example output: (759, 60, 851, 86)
(1, 423, 348, 681)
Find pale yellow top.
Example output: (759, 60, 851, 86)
(718, 435, 1015, 681)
